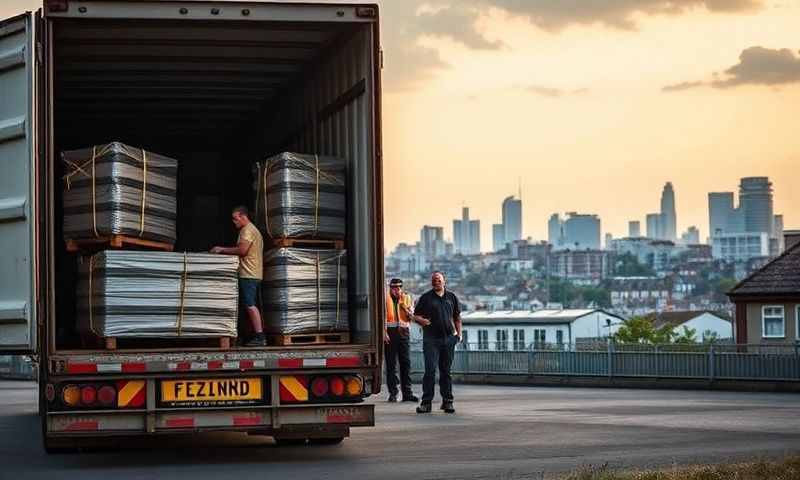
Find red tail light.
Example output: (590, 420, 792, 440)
(310, 377, 329, 397)
(80, 386, 97, 406)
(45, 0, 69, 13)
(329, 377, 345, 397)
(97, 386, 116, 406)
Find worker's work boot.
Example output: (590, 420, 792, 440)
(416, 403, 432, 414)
(245, 333, 266, 347)
(441, 401, 455, 414)
(387, 394, 398, 403)
(402, 393, 419, 402)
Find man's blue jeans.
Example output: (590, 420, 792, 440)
(421, 335, 458, 405)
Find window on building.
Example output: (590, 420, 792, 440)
(462, 330, 469, 349)
(478, 330, 489, 350)
(496, 330, 509, 351)
(534, 329, 546, 348)
(556, 330, 564, 347)
(762, 306, 785, 338)
(513, 329, 526, 350)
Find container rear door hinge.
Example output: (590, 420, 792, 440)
(36, 41, 42, 64)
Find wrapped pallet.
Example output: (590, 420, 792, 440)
(262, 248, 348, 335)
(76, 251, 239, 339)
(62, 142, 178, 244)
(254, 152, 346, 239)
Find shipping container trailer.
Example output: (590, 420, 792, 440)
(0, 0, 384, 451)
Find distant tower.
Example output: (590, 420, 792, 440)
(660, 182, 677, 241)
(628, 221, 641, 238)
(502, 196, 522, 244)
(708, 192, 735, 237)
(739, 177, 773, 235)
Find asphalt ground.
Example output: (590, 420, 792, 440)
(1, 380, 799, 479)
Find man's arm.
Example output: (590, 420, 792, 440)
(453, 294, 462, 340)
(211, 239, 252, 257)
(413, 294, 431, 327)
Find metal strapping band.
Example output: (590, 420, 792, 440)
(138, 149, 148, 237)
(316, 252, 321, 331)
(335, 252, 341, 329)
(177, 252, 188, 336)
(88, 254, 97, 336)
(90, 146, 99, 237)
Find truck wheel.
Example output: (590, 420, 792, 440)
(309, 437, 344, 446)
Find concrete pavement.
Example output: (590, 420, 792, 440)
(1, 380, 799, 479)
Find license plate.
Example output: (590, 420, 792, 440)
(160, 378, 263, 407)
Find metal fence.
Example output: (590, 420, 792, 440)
(410, 341, 800, 382)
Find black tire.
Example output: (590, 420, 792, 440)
(309, 436, 344, 446)
(43, 438, 79, 455)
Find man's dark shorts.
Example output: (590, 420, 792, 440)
(239, 278, 261, 307)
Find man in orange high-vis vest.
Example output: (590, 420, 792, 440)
(384, 278, 419, 402)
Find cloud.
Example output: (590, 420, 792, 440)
(519, 85, 588, 97)
(713, 46, 800, 88)
(416, 6, 504, 50)
(661, 81, 706, 92)
(662, 46, 800, 92)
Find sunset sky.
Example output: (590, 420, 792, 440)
(4, 0, 799, 251)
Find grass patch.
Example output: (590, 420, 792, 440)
(561, 456, 800, 480)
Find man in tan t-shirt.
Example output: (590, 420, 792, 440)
(211, 205, 265, 346)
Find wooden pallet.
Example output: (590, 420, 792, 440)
(101, 336, 231, 351)
(66, 234, 174, 253)
(270, 237, 345, 250)
(270, 332, 350, 346)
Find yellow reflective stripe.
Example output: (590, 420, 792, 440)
(280, 377, 308, 401)
(118, 380, 145, 407)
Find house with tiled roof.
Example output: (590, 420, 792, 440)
(643, 311, 732, 342)
(727, 240, 800, 344)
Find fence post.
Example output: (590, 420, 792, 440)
(708, 343, 715, 382)
(655, 344, 660, 378)
(607, 338, 614, 379)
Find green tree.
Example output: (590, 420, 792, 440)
(672, 325, 697, 344)
(702, 330, 719, 344)
(614, 316, 674, 344)
(613, 253, 656, 277)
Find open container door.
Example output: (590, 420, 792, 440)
(0, 12, 39, 354)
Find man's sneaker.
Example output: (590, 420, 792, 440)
(416, 403, 432, 414)
(441, 401, 455, 414)
(387, 394, 398, 403)
(402, 394, 419, 402)
(244, 333, 266, 347)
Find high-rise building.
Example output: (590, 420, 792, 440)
(604, 233, 613, 249)
(502, 196, 522, 244)
(659, 182, 677, 241)
(453, 207, 480, 255)
(420, 225, 444, 258)
(708, 192, 735, 237)
(562, 212, 601, 250)
(646, 213, 662, 239)
(739, 177, 773, 235)
(548, 213, 563, 247)
(681, 226, 700, 245)
(492, 224, 506, 252)
(774, 214, 785, 253)
(628, 221, 641, 238)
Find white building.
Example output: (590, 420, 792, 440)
(645, 311, 733, 341)
(435, 309, 624, 350)
(711, 232, 770, 263)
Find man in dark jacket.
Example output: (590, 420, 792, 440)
(412, 271, 462, 414)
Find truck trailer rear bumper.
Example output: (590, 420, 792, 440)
(46, 404, 374, 436)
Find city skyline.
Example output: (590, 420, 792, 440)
(4, 1, 797, 251)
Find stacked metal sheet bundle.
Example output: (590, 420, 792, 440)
(262, 248, 349, 334)
(76, 251, 239, 339)
(254, 152, 346, 239)
(62, 142, 178, 244)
